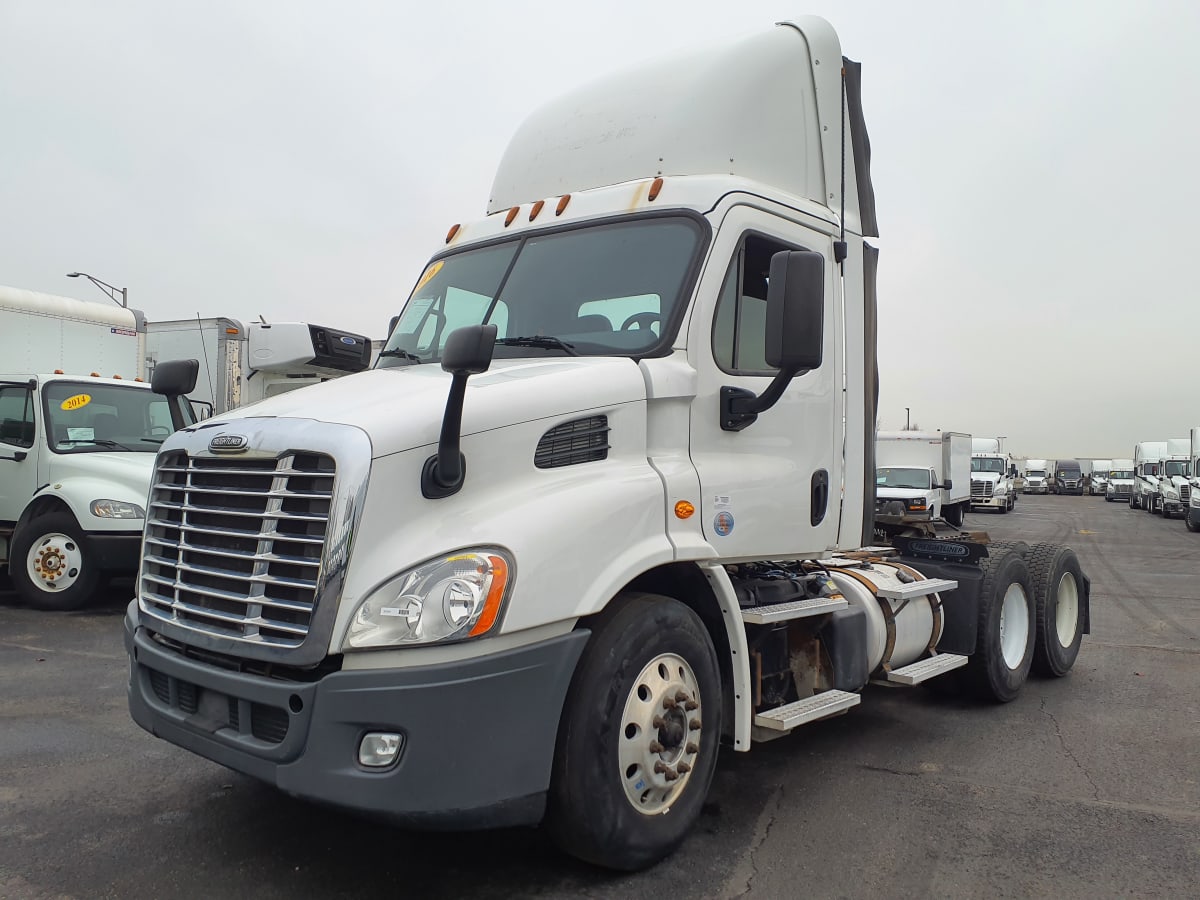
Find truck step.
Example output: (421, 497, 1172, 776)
(752, 690, 861, 732)
(740, 596, 848, 624)
(885, 653, 968, 685)
(875, 577, 958, 600)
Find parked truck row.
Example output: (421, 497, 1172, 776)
(119, 17, 1091, 871)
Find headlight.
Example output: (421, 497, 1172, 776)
(91, 499, 145, 519)
(1163, 487, 1179, 500)
(994, 485, 1007, 495)
(906, 498, 927, 511)
(342, 548, 513, 650)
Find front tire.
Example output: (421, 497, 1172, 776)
(1186, 509, 1200, 532)
(546, 592, 721, 870)
(1027, 544, 1085, 677)
(10, 511, 99, 611)
(962, 547, 1035, 702)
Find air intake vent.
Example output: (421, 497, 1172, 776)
(535, 415, 610, 469)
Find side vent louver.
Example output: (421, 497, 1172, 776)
(535, 415, 610, 469)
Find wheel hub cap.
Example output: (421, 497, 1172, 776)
(27, 533, 82, 592)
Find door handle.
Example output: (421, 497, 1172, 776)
(811, 470, 829, 526)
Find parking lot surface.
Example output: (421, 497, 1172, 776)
(2, 494, 1198, 899)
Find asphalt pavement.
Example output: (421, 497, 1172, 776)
(1, 494, 1197, 899)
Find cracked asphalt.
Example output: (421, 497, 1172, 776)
(2, 494, 1197, 898)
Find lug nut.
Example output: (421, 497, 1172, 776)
(684, 700, 699, 711)
(689, 719, 701, 731)
(654, 761, 670, 774)
(662, 697, 677, 709)
(677, 762, 692, 774)
(686, 742, 699, 754)
(648, 740, 664, 753)
(675, 691, 690, 702)
(652, 715, 665, 729)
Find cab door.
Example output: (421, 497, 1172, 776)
(0, 382, 41, 526)
(687, 206, 841, 559)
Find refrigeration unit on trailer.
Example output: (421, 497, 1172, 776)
(124, 17, 1091, 871)
(145, 318, 372, 415)
(874, 430, 971, 527)
(0, 285, 196, 609)
(1023, 459, 1049, 494)
(1132, 441, 1167, 510)
(1155, 439, 1190, 518)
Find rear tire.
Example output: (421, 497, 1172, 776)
(546, 592, 721, 871)
(943, 503, 965, 528)
(1186, 509, 1200, 532)
(962, 548, 1035, 702)
(1027, 544, 1085, 677)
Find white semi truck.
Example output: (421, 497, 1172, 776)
(1131, 441, 1167, 511)
(1153, 439, 1190, 518)
(1186, 429, 1200, 531)
(874, 431, 971, 527)
(1023, 458, 1049, 494)
(1105, 459, 1135, 503)
(969, 438, 1017, 512)
(0, 285, 195, 609)
(123, 18, 1090, 870)
(145, 318, 373, 415)
(1087, 459, 1111, 496)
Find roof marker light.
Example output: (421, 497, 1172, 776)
(504, 206, 520, 226)
(446, 223, 461, 243)
(556, 194, 571, 216)
(649, 177, 664, 201)
(529, 200, 545, 221)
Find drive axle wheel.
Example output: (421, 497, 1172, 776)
(1027, 543, 1085, 677)
(10, 511, 98, 611)
(547, 592, 720, 871)
(1186, 509, 1200, 532)
(962, 547, 1035, 702)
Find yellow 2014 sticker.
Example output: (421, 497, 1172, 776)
(60, 393, 92, 411)
(412, 260, 444, 296)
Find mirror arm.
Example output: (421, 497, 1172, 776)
(720, 366, 805, 432)
(422, 371, 470, 497)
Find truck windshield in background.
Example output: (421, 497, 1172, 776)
(378, 216, 706, 367)
(1110, 470, 1133, 479)
(876, 467, 931, 489)
(1164, 460, 1189, 477)
(42, 381, 173, 454)
(971, 457, 1006, 474)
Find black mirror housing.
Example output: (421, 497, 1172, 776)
(442, 324, 498, 374)
(152, 358, 199, 396)
(941, 479, 953, 491)
(765, 250, 824, 371)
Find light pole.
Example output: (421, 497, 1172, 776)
(905, 407, 911, 430)
(66, 272, 127, 308)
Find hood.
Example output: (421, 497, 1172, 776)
(972, 472, 1000, 484)
(876, 486, 933, 501)
(203, 358, 648, 459)
(47, 450, 156, 493)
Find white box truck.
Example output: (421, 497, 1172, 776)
(1105, 459, 1135, 503)
(1131, 441, 1167, 510)
(145, 318, 373, 415)
(1154, 439, 1190, 518)
(0, 286, 195, 609)
(123, 18, 1090, 870)
(874, 431, 971, 527)
(1186, 429, 1200, 531)
(1023, 458, 1049, 494)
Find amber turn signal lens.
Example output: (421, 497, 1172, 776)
(649, 177, 664, 201)
(469, 555, 510, 637)
(529, 200, 545, 221)
(674, 501, 695, 519)
(555, 194, 571, 216)
(446, 223, 461, 243)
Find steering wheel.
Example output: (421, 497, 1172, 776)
(620, 312, 662, 332)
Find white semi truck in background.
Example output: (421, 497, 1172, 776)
(0, 285, 195, 609)
(1132, 441, 1167, 511)
(1023, 458, 1049, 494)
(123, 18, 1091, 870)
(145, 318, 373, 415)
(969, 437, 1017, 512)
(874, 431, 971, 527)
(1154, 439, 1190, 518)
(1186, 429, 1200, 531)
(1087, 459, 1112, 496)
(1105, 459, 1135, 503)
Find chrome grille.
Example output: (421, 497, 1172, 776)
(1181, 483, 1191, 502)
(141, 450, 335, 648)
(971, 480, 993, 498)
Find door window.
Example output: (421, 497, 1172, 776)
(0, 386, 35, 447)
(712, 233, 798, 375)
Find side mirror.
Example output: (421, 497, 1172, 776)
(152, 358, 200, 431)
(387, 314, 400, 339)
(422, 325, 498, 499)
(940, 479, 953, 491)
(721, 250, 824, 431)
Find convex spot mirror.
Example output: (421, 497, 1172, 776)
(765, 250, 824, 373)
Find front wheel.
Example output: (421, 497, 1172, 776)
(1186, 509, 1200, 532)
(1028, 544, 1085, 677)
(962, 547, 1035, 702)
(546, 592, 721, 870)
(10, 511, 99, 611)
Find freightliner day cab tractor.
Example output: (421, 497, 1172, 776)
(1132, 441, 1167, 511)
(1087, 459, 1111, 496)
(0, 286, 197, 610)
(1023, 458, 1049, 494)
(1187, 429, 1200, 531)
(1153, 438, 1190, 518)
(969, 438, 1017, 512)
(1105, 459, 1135, 503)
(123, 18, 1090, 870)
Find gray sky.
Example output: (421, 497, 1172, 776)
(3, 0, 1197, 459)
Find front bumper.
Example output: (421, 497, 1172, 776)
(1162, 498, 1183, 515)
(1023, 484, 1047, 494)
(970, 494, 1008, 508)
(126, 612, 589, 828)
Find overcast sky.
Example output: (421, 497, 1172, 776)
(3, 0, 1197, 459)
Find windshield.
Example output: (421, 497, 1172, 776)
(378, 216, 705, 366)
(1142, 463, 1160, 476)
(1164, 460, 1189, 477)
(1110, 470, 1133, 479)
(1056, 466, 1080, 477)
(876, 467, 931, 489)
(43, 381, 173, 454)
(971, 457, 1006, 474)
(1027, 469, 1046, 477)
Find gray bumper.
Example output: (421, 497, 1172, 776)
(126, 609, 588, 828)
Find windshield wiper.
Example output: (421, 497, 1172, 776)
(378, 348, 422, 362)
(58, 438, 136, 451)
(494, 336, 578, 356)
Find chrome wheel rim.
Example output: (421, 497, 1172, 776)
(26, 532, 83, 593)
(618, 653, 702, 816)
(998, 582, 1030, 669)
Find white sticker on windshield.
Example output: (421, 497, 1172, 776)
(67, 427, 95, 441)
